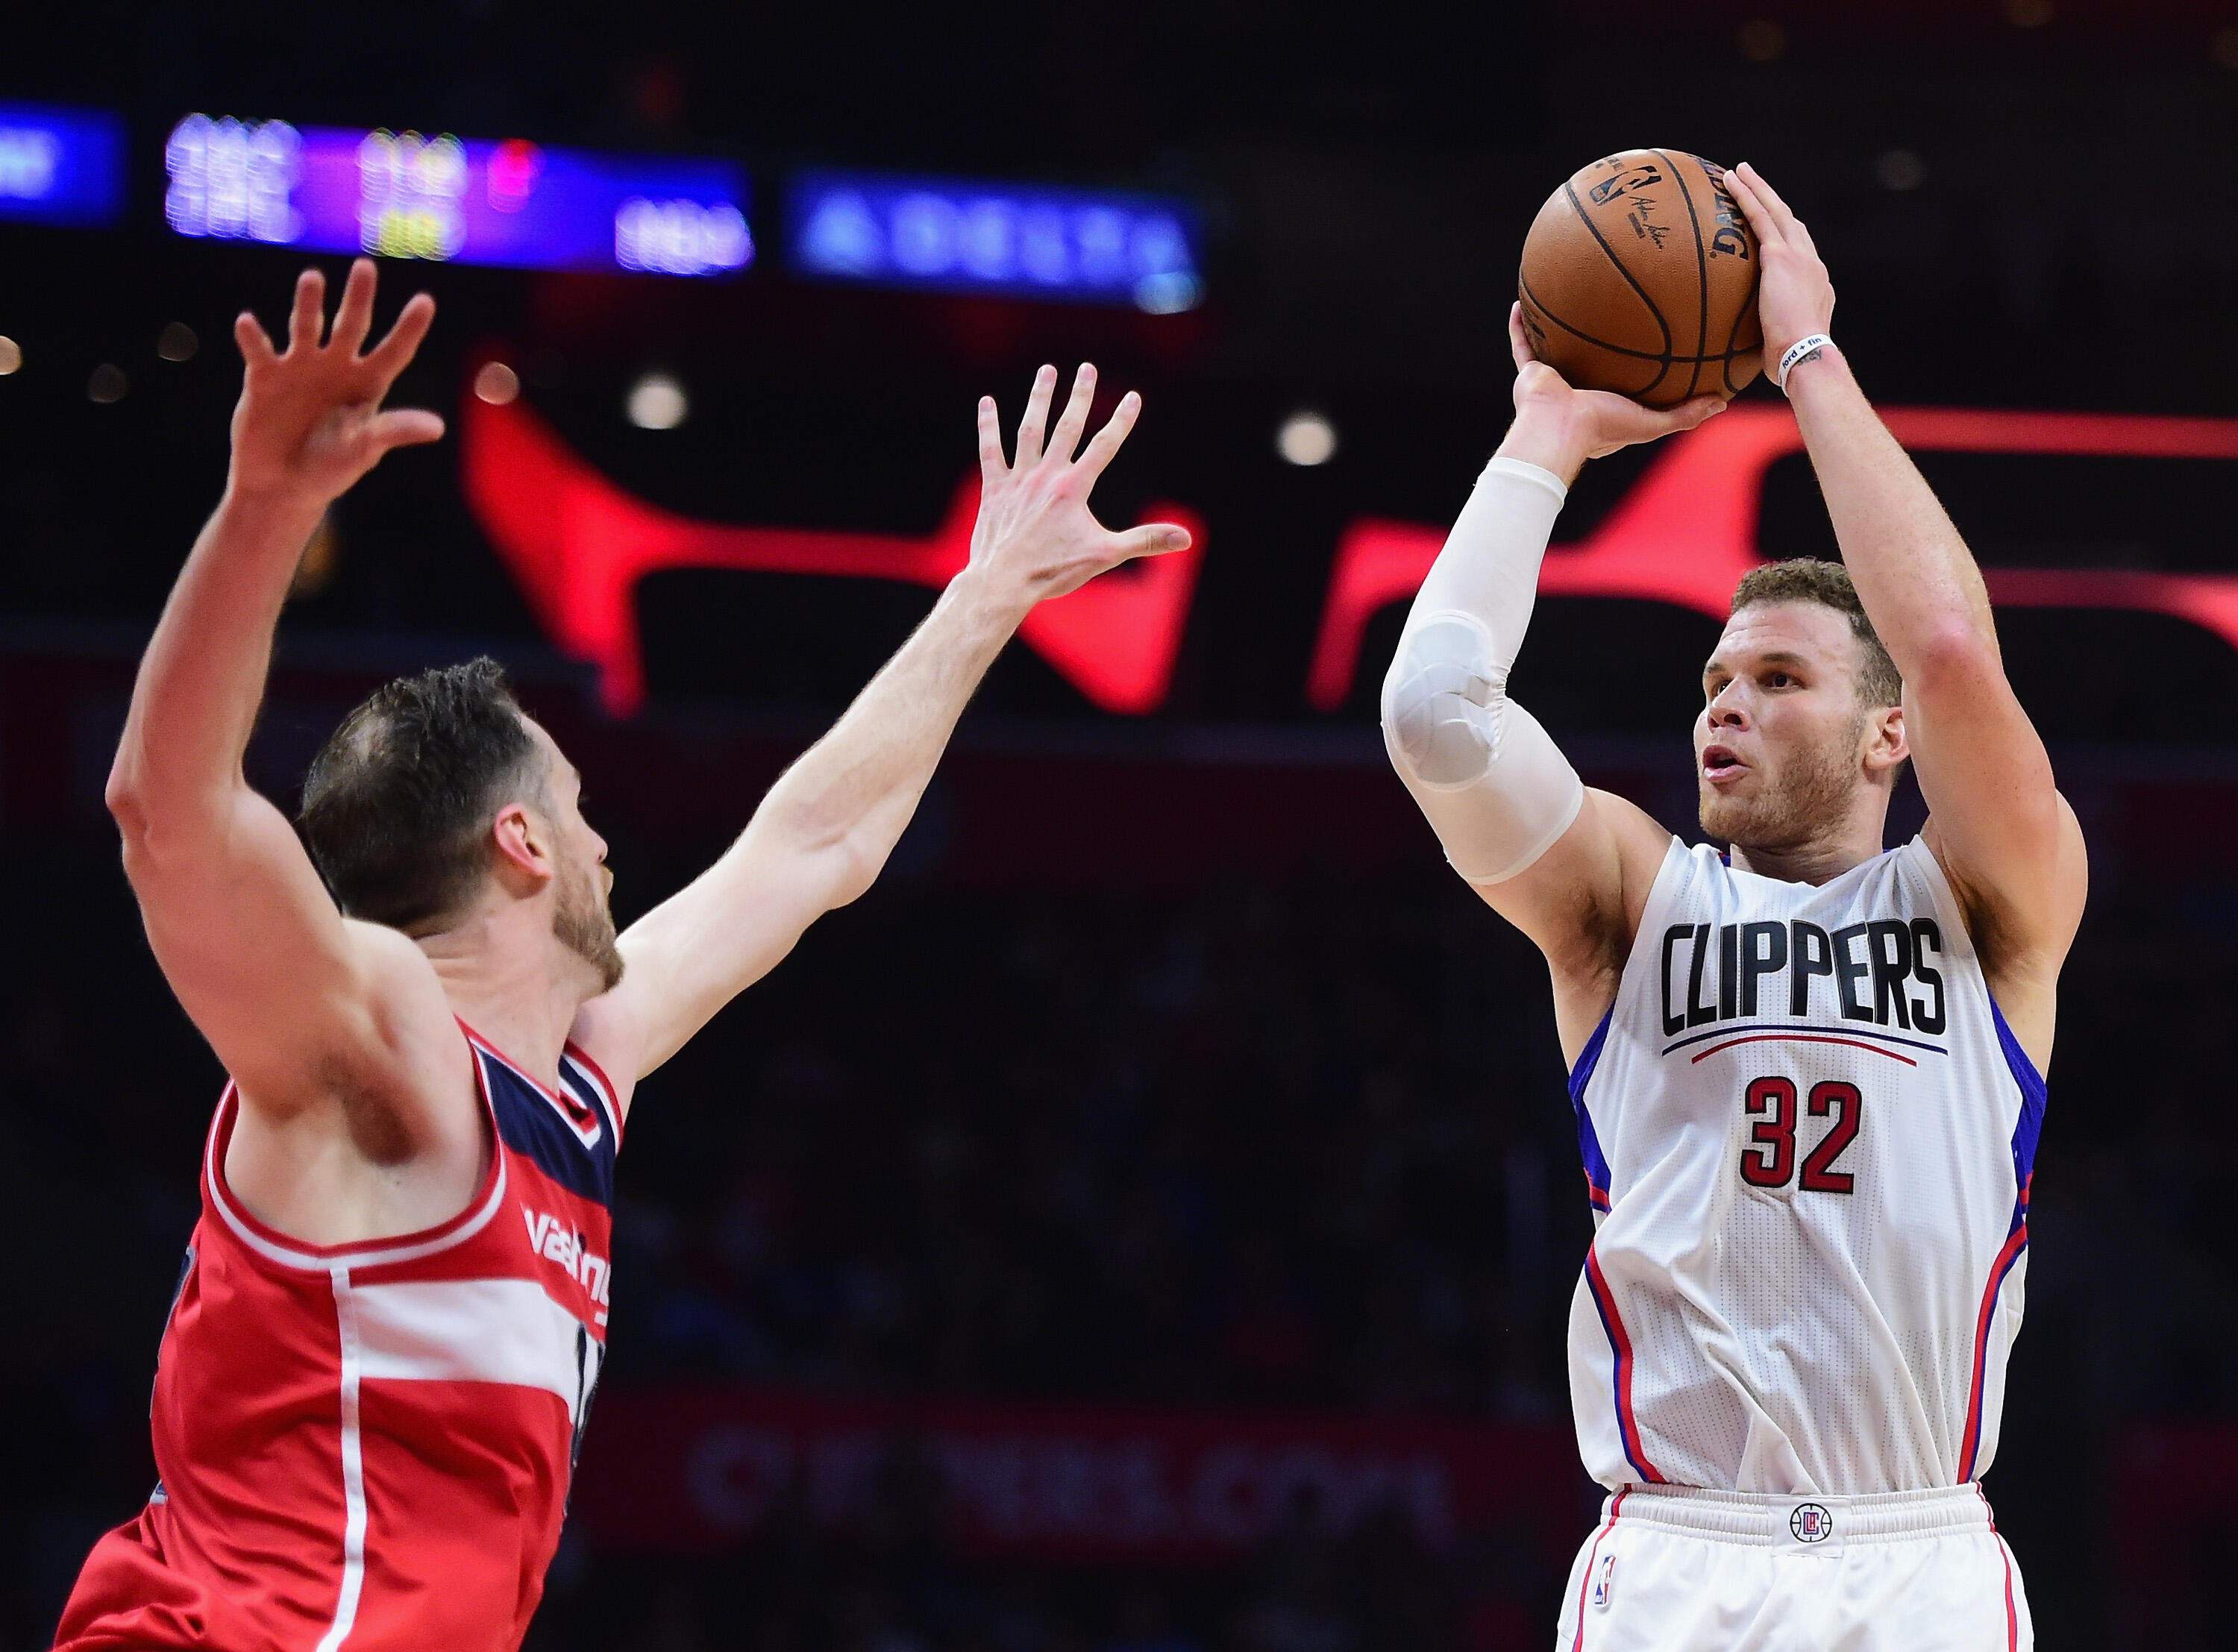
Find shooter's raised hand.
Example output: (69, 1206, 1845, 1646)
(1724, 164, 1836, 374)
(968, 364, 1191, 606)
(1499, 302, 1728, 483)
(228, 258, 444, 504)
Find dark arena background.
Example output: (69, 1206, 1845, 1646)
(6, 3, 2238, 1648)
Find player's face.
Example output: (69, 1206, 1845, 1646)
(521, 718, 623, 992)
(1695, 603, 1883, 850)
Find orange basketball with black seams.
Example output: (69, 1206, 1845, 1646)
(1517, 149, 1764, 408)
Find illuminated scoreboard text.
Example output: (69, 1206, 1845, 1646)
(163, 115, 751, 277)
(789, 170, 1201, 311)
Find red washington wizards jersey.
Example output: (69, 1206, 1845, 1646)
(54, 1023, 619, 1652)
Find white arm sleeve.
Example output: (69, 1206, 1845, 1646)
(1379, 456, 1585, 886)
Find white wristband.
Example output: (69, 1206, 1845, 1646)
(1775, 334, 1834, 392)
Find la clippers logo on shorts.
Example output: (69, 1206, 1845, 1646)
(1790, 1504, 1834, 1543)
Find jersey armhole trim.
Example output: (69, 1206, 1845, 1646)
(203, 1057, 509, 1273)
(1569, 1011, 1615, 1213)
(561, 1043, 626, 1148)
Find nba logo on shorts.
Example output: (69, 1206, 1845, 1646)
(1591, 1553, 1617, 1607)
(1790, 1504, 1834, 1543)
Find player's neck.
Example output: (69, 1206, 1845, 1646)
(1727, 805, 1893, 885)
(417, 899, 598, 1087)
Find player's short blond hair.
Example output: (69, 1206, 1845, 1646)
(1731, 559, 1903, 710)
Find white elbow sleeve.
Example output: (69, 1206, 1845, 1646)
(1381, 457, 1585, 885)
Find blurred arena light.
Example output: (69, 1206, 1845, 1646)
(1277, 411, 1338, 467)
(2004, 0, 2053, 26)
(1875, 149, 1926, 191)
(157, 322, 198, 362)
(474, 362, 521, 405)
(2213, 26, 2238, 69)
(627, 373, 686, 430)
(0, 337, 19, 375)
(1736, 19, 1788, 62)
(0, 101, 125, 226)
(87, 363, 126, 403)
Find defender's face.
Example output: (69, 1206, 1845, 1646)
(521, 717, 613, 906)
(1696, 603, 1877, 849)
(521, 717, 624, 990)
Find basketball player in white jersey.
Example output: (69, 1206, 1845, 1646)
(1381, 166, 2086, 1649)
(59, 258, 1187, 1652)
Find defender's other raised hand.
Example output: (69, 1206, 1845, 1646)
(1499, 302, 1727, 484)
(1725, 165, 1836, 375)
(229, 259, 444, 505)
(968, 365, 1191, 608)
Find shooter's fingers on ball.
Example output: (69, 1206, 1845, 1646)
(1509, 359, 1571, 413)
(1508, 301, 1538, 370)
(1723, 167, 1779, 248)
(1734, 163, 1817, 259)
(1665, 395, 1731, 432)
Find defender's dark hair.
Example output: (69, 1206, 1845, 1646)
(298, 658, 543, 931)
(1730, 558, 1904, 709)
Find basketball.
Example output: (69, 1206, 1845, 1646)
(1517, 149, 1764, 407)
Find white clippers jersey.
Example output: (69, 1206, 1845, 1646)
(1566, 836, 2046, 1497)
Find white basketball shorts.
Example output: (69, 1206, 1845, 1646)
(1555, 1483, 2031, 1651)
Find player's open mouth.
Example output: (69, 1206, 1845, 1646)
(1702, 744, 1746, 781)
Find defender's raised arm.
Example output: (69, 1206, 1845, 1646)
(575, 364, 1190, 1080)
(105, 261, 463, 1131)
(1726, 163, 2086, 1063)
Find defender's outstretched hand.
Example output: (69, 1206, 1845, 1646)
(1501, 303, 1726, 483)
(1725, 165, 1836, 374)
(969, 365, 1191, 605)
(229, 259, 444, 504)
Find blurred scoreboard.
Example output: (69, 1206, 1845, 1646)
(163, 115, 752, 277)
(0, 101, 125, 226)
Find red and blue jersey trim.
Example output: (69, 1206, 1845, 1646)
(1583, 1243, 1665, 1484)
(1958, 995, 2049, 1482)
(1569, 1010, 1614, 1213)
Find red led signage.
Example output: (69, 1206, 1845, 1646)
(460, 387, 1206, 715)
(460, 387, 2238, 720)
(1306, 405, 2238, 711)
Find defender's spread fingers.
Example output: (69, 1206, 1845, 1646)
(976, 395, 1006, 477)
(286, 268, 327, 354)
(1045, 363, 1097, 465)
(370, 408, 446, 450)
(234, 311, 278, 368)
(362, 292, 436, 380)
(1073, 389, 1141, 484)
(330, 260, 380, 357)
(1015, 365, 1057, 468)
(1111, 521, 1191, 561)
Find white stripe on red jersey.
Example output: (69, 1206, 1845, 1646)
(55, 1023, 620, 1652)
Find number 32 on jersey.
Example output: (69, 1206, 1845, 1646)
(1738, 1075, 1861, 1193)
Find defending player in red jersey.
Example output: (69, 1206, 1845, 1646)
(56, 259, 1188, 1652)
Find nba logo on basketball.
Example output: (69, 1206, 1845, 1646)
(1790, 1504, 1834, 1543)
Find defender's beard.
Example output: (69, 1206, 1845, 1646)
(554, 857, 625, 993)
(1699, 717, 1864, 856)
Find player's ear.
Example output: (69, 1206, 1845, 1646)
(489, 800, 557, 893)
(1864, 703, 1908, 775)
